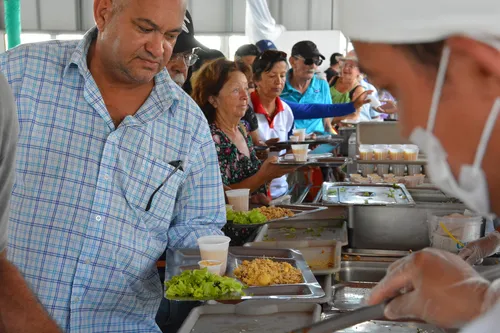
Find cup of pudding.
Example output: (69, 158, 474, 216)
(359, 144, 374, 161)
(198, 260, 223, 276)
(373, 145, 389, 161)
(403, 145, 419, 161)
(293, 129, 306, 141)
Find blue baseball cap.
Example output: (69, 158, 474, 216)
(256, 40, 277, 52)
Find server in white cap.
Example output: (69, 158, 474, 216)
(337, 0, 500, 331)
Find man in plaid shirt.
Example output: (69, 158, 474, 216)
(0, 0, 225, 331)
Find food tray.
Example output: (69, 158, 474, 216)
(272, 157, 313, 167)
(245, 240, 342, 275)
(252, 219, 348, 245)
(165, 247, 325, 301)
(177, 301, 322, 333)
(320, 182, 415, 206)
(273, 137, 344, 148)
(247, 204, 328, 224)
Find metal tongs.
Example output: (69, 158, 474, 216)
(289, 265, 500, 333)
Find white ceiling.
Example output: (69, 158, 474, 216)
(0, 0, 339, 34)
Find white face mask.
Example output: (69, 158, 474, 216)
(409, 45, 500, 218)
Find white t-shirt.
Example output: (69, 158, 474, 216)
(250, 92, 294, 198)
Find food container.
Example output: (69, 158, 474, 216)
(388, 145, 404, 160)
(358, 144, 374, 161)
(359, 164, 375, 177)
(376, 164, 390, 177)
(225, 189, 250, 212)
(414, 174, 425, 185)
(291, 144, 309, 162)
(197, 235, 231, 275)
(428, 213, 483, 253)
(392, 164, 406, 177)
(198, 260, 223, 275)
(254, 145, 270, 160)
(403, 144, 419, 161)
(289, 135, 299, 142)
(403, 175, 420, 187)
(373, 144, 389, 161)
(293, 129, 306, 141)
(407, 164, 422, 176)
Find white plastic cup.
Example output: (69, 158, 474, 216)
(359, 164, 375, 177)
(392, 164, 406, 177)
(428, 214, 483, 253)
(370, 95, 382, 109)
(293, 129, 306, 141)
(388, 145, 404, 161)
(403, 145, 420, 161)
(197, 235, 231, 275)
(376, 164, 390, 176)
(359, 144, 374, 161)
(225, 189, 250, 212)
(291, 144, 309, 162)
(289, 135, 299, 142)
(198, 260, 223, 276)
(407, 165, 422, 176)
(404, 176, 420, 188)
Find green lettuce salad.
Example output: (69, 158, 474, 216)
(226, 208, 267, 225)
(165, 268, 245, 299)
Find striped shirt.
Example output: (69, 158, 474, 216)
(0, 28, 225, 332)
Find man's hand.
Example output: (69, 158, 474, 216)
(367, 248, 498, 328)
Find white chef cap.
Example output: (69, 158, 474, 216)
(335, 0, 500, 46)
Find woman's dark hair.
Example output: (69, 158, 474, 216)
(252, 50, 288, 81)
(191, 58, 252, 123)
(330, 52, 343, 66)
(397, 40, 445, 68)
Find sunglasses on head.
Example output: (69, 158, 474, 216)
(257, 50, 287, 61)
(295, 55, 323, 66)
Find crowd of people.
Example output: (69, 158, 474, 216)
(0, 0, 499, 332)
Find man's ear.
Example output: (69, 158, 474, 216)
(94, 0, 114, 31)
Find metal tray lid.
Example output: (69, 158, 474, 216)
(321, 182, 415, 206)
(177, 301, 322, 333)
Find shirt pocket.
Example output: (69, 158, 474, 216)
(122, 157, 186, 233)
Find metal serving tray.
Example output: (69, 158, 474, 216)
(320, 182, 415, 206)
(253, 219, 348, 245)
(247, 204, 328, 224)
(245, 240, 342, 275)
(165, 247, 325, 301)
(177, 301, 322, 333)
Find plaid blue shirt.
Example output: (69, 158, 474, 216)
(0, 28, 225, 332)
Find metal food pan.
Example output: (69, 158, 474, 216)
(177, 301, 322, 333)
(245, 204, 328, 224)
(253, 219, 348, 245)
(165, 247, 325, 301)
(320, 182, 415, 206)
(245, 240, 342, 275)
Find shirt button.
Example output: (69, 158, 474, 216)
(74, 297, 80, 303)
(95, 215, 102, 222)
(103, 174, 110, 181)
(84, 259, 90, 265)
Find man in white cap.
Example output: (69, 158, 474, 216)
(337, 0, 500, 331)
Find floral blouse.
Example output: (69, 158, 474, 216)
(210, 122, 266, 194)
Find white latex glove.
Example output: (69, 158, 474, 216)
(366, 248, 500, 328)
(459, 231, 500, 265)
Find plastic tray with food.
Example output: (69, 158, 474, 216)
(177, 301, 322, 333)
(319, 182, 415, 206)
(164, 247, 325, 301)
(272, 137, 344, 148)
(245, 239, 342, 275)
(252, 219, 348, 245)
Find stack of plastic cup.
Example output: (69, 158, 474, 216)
(359, 164, 375, 177)
(377, 164, 390, 176)
(392, 165, 406, 177)
(407, 165, 422, 176)
(225, 189, 250, 212)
